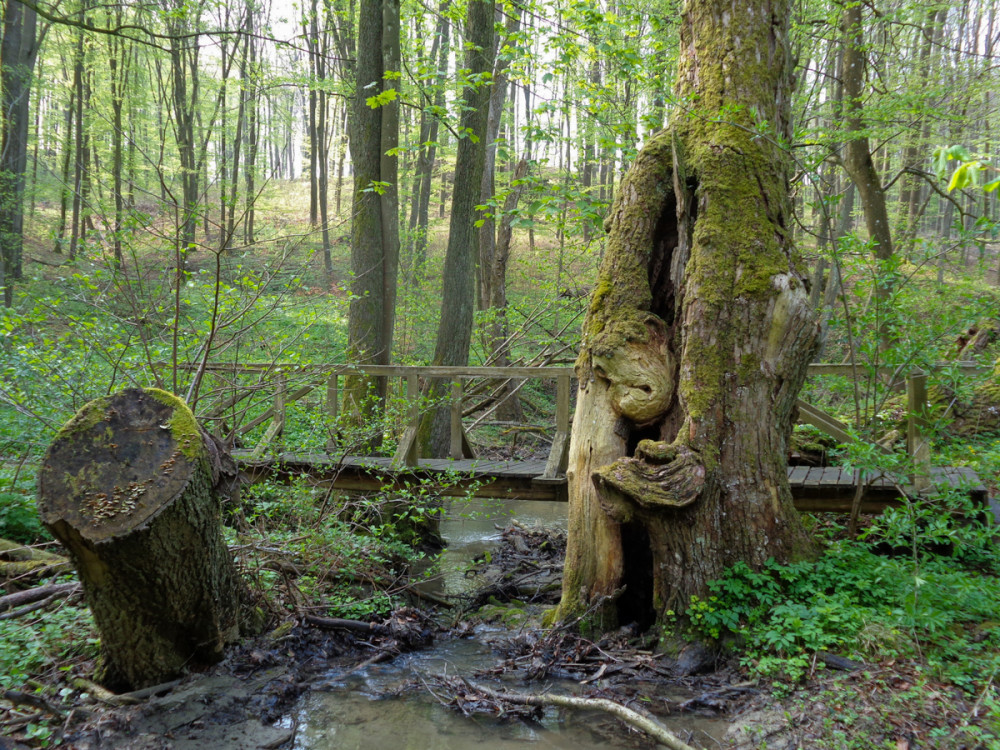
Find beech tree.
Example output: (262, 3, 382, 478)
(0, 0, 40, 306)
(418, 0, 495, 456)
(344, 0, 401, 421)
(551, 0, 821, 632)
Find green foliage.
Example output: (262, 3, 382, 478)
(0, 465, 48, 543)
(933, 145, 1000, 193)
(0, 598, 98, 691)
(684, 523, 1000, 690)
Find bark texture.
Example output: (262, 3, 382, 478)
(38, 389, 260, 691)
(0, 0, 39, 305)
(344, 0, 401, 426)
(553, 0, 819, 633)
(418, 0, 495, 457)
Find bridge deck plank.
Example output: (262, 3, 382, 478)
(233, 451, 987, 514)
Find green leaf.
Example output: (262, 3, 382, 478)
(365, 89, 398, 109)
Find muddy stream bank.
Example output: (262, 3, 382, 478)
(64, 499, 740, 750)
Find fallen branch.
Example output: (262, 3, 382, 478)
(467, 682, 695, 750)
(2, 689, 65, 716)
(0, 539, 72, 581)
(0, 582, 79, 614)
(303, 615, 385, 635)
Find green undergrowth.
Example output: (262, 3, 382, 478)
(682, 500, 1000, 695)
(236, 473, 478, 621)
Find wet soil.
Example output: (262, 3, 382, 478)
(41, 521, 748, 749)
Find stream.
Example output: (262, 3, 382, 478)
(286, 499, 731, 749)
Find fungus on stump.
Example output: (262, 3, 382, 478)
(550, 0, 820, 635)
(38, 388, 262, 690)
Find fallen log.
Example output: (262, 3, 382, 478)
(38, 388, 265, 691)
(0, 539, 71, 583)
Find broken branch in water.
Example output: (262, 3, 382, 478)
(436, 677, 696, 750)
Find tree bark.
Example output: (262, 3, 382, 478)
(552, 0, 819, 633)
(0, 0, 39, 304)
(840, 1, 894, 347)
(418, 0, 495, 457)
(38, 388, 262, 691)
(344, 0, 401, 429)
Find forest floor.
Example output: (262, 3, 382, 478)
(4, 518, 997, 750)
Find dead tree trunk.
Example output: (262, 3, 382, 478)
(38, 388, 262, 691)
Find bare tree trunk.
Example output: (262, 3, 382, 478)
(410, 4, 449, 276)
(344, 0, 400, 428)
(840, 2, 895, 349)
(0, 0, 39, 304)
(418, 0, 495, 457)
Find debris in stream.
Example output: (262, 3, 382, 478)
(459, 520, 566, 610)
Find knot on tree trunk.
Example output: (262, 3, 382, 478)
(594, 443, 705, 514)
(591, 316, 674, 426)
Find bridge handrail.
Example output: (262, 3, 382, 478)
(175, 360, 980, 485)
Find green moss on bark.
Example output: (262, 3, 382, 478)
(146, 388, 205, 462)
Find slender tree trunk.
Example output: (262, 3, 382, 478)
(841, 1, 894, 348)
(418, 0, 495, 457)
(0, 0, 39, 304)
(344, 0, 401, 429)
(244, 34, 259, 246)
(69, 16, 85, 261)
(411, 4, 449, 276)
(478, 7, 520, 311)
(54, 64, 74, 255)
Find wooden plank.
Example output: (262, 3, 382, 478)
(392, 374, 420, 468)
(232, 451, 987, 514)
(788, 466, 809, 485)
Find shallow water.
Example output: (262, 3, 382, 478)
(289, 498, 730, 749)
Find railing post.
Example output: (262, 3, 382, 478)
(556, 372, 570, 435)
(907, 368, 931, 491)
(274, 372, 287, 448)
(325, 372, 339, 451)
(391, 373, 420, 468)
(450, 380, 464, 459)
(540, 373, 572, 480)
(250, 372, 286, 460)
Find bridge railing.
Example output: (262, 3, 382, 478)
(175, 363, 575, 479)
(801, 362, 984, 490)
(177, 360, 982, 485)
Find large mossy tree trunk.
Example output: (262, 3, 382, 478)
(38, 388, 262, 691)
(552, 0, 820, 634)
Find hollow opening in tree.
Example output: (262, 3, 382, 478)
(646, 189, 679, 327)
(617, 520, 656, 630)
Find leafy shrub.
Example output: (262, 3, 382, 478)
(685, 537, 1000, 689)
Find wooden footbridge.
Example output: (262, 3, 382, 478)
(183, 362, 988, 514)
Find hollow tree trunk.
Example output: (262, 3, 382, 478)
(552, 0, 819, 634)
(38, 388, 262, 691)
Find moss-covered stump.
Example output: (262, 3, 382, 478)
(37, 388, 263, 691)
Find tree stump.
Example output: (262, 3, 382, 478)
(38, 388, 263, 691)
